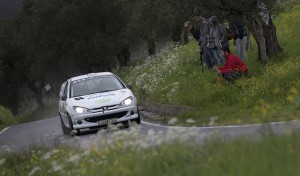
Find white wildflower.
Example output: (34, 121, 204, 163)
(52, 161, 63, 172)
(209, 117, 218, 126)
(168, 117, 178, 125)
(186, 119, 196, 124)
(28, 166, 41, 176)
(42, 152, 51, 160)
(69, 154, 81, 164)
(0, 158, 5, 166)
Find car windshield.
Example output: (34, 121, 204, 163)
(70, 75, 125, 97)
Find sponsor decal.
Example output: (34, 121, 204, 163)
(95, 98, 111, 104)
(72, 75, 113, 84)
(88, 93, 116, 100)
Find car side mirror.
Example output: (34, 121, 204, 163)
(126, 84, 132, 89)
(61, 95, 67, 101)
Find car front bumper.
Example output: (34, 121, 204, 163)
(71, 105, 139, 129)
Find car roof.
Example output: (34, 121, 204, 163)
(69, 72, 114, 82)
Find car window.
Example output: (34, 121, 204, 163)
(63, 82, 69, 98)
(59, 82, 67, 98)
(70, 75, 125, 97)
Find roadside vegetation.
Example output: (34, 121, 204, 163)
(0, 106, 16, 130)
(120, 2, 300, 126)
(1, 126, 300, 176)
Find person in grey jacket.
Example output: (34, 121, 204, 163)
(207, 16, 229, 65)
(193, 13, 214, 70)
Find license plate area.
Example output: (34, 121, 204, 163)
(98, 118, 117, 125)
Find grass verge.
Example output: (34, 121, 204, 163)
(119, 2, 300, 126)
(1, 128, 300, 176)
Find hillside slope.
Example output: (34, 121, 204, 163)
(120, 2, 300, 126)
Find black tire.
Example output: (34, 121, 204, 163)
(67, 114, 75, 136)
(132, 107, 141, 124)
(76, 129, 80, 136)
(59, 113, 68, 135)
(122, 120, 130, 128)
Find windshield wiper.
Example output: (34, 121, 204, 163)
(98, 89, 117, 93)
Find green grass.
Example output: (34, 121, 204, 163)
(1, 129, 300, 176)
(119, 2, 300, 126)
(0, 106, 17, 130)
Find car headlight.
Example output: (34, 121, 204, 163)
(73, 106, 88, 113)
(120, 97, 133, 106)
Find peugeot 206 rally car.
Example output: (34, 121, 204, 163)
(59, 72, 140, 136)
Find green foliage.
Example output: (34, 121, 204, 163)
(0, 106, 16, 130)
(0, 0, 134, 111)
(120, 1, 300, 126)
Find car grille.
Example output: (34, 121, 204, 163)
(90, 105, 119, 113)
(84, 111, 128, 122)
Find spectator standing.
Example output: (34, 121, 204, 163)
(192, 13, 214, 70)
(213, 45, 248, 82)
(229, 15, 248, 60)
(184, 21, 200, 42)
(207, 16, 229, 65)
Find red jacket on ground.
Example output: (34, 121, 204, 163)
(219, 53, 248, 74)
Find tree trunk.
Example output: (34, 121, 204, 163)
(147, 38, 156, 56)
(262, 16, 283, 57)
(27, 78, 45, 109)
(171, 25, 182, 44)
(117, 47, 131, 67)
(245, 12, 267, 65)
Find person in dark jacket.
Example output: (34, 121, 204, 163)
(192, 13, 214, 70)
(184, 21, 200, 42)
(229, 15, 248, 60)
(213, 45, 248, 82)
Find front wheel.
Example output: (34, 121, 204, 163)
(60, 113, 68, 135)
(132, 107, 141, 124)
(67, 114, 76, 136)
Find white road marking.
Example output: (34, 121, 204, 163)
(0, 127, 10, 135)
(141, 119, 300, 129)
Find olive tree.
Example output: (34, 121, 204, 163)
(195, 0, 284, 65)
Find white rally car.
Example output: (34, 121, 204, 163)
(59, 72, 140, 136)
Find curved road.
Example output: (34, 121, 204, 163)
(1, 115, 300, 151)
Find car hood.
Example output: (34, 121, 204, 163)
(69, 89, 133, 109)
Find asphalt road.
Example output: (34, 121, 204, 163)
(1, 116, 300, 152)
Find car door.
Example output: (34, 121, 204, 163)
(59, 81, 69, 121)
(59, 82, 66, 113)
